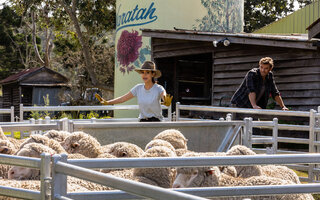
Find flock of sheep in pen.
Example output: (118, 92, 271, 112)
(0, 127, 315, 200)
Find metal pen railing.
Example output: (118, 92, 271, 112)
(53, 154, 320, 199)
(0, 106, 14, 122)
(51, 154, 207, 200)
(0, 153, 51, 200)
(20, 104, 172, 122)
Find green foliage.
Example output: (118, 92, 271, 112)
(244, 0, 295, 33)
(29, 94, 51, 120)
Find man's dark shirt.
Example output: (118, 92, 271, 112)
(231, 68, 280, 109)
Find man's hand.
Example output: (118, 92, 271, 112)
(252, 105, 262, 109)
(95, 94, 109, 105)
(162, 94, 173, 107)
(281, 106, 289, 111)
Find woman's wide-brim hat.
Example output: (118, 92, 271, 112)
(135, 61, 162, 78)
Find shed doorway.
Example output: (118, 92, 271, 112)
(156, 53, 212, 107)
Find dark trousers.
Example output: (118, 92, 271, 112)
(139, 117, 161, 122)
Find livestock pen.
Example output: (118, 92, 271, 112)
(0, 103, 319, 199)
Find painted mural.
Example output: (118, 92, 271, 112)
(115, 0, 243, 117)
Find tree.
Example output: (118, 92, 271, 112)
(57, 0, 115, 92)
(244, 0, 295, 33)
(0, 5, 42, 79)
(7, 0, 116, 93)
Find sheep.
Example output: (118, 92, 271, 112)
(145, 139, 175, 152)
(133, 146, 177, 188)
(0, 139, 17, 154)
(0, 127, 25, 150)
(153, 129, 188, 150)
(8, 143, 56, 180)
(0, 179, 89, 200)
(173, 166, 314, 200)
(175, 148, 192, 157)
(180, 152, 237, 178)
(226, 145, 264, 178)
(43, 130, 70, 142)
(106, 142, 144, 158)
(19, 134, 66, 154)
(61, 131, 103, 158)
(226, 145, 301, 183)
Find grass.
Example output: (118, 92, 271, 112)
(293, 169, 320, 199)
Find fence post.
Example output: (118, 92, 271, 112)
(40, 153, 51, 200)
(45, 116, 51, 124)
(272, 118, 278, 154)
(175, 102, 180, 121)
(243, 117, 253, 148)
(226, 113, 232, 121)
(90, 117, 96, 123)
(19, 104, 23, 122)
(168, 104, 172, 121)
(58, 118, 69, 132)
(10, 106, 14, 122)
(309, 109, 316, 182)
(28, 118, 35, 137)
(51, 154, 68, 199)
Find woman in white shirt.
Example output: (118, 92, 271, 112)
(96, 61, 172, 122)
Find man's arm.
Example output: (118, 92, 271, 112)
(274, 95, 289, 111)
(248, 92, 261, 109)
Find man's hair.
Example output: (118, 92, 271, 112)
(259, 57, 274, 69)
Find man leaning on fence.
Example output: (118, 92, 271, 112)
(231, 57, 288, 111)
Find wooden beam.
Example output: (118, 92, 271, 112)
(142, 31, 317, 50)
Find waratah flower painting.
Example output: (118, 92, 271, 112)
(117, 30, 143, 73)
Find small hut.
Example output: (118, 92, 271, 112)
(0, 67, 69, 121)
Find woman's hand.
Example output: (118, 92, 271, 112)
(95, 94, 109, 105)
(162, 94, 173, 107)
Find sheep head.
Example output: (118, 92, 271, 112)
(8, 143, 55, 180)
(61, 131, 102, 158)
(0, 139, 16, 154)
(107, 142, 144, 158)
(173, 166, 220, 188)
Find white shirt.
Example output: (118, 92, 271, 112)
(130, 83, 165, 120)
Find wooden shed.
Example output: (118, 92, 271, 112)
(0, 67, 69, 121)
(142, 29, 320, 112)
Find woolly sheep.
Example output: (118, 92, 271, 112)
(0, 127, 25, 150)
(226, 145, 263, 178)
(181, 152, 237, 177)
(19, 134, 66, 154)
(153, 129, 188, 150)
(0, 179, 89, 200)
(61, 131, 103, 158)
(173, 166, 314, 200)
(226, 145, 301, 183)
(107, 142, 144, 158)
(133, 146, 177, 188)
(0, 139, 17, 154)
(43, 130, 70, 142)
(8, 143, 56, 180)
(145, 139, 175, 152)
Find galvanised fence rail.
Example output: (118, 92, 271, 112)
(175, 103, 320, 182)
(0, 153, 51, 200)
(19, 104, 172, 122)
(9, 153, 320, 200)
(0, 106, 14, 122)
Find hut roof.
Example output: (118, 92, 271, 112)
(0, 66, 68, 86)
(141, 28, 318, 50)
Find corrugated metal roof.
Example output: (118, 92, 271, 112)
(0, 67, 41, 84)
(142, 28, 310, 41)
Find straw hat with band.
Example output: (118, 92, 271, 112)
(135, 61, 162, 78)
